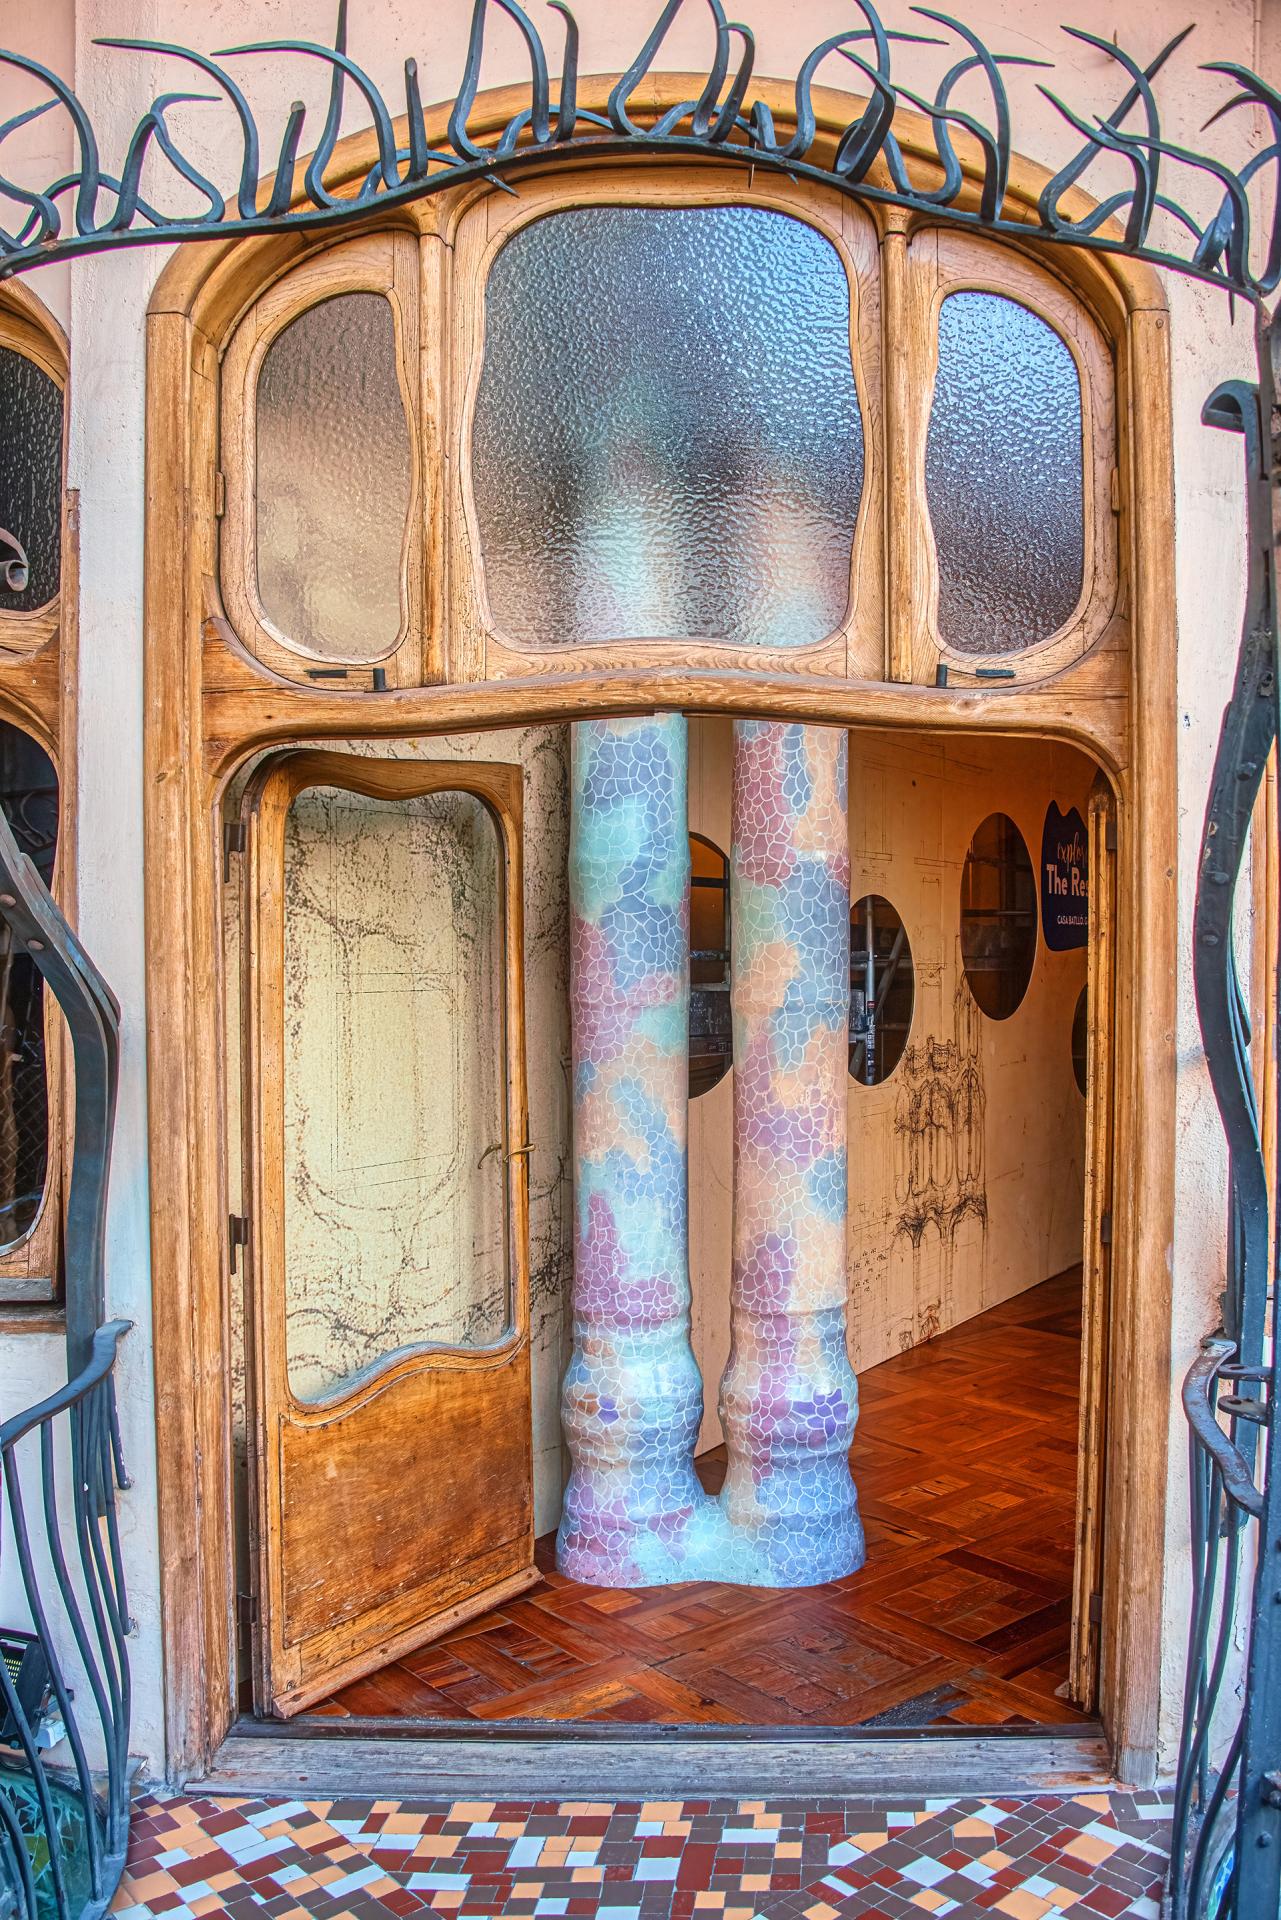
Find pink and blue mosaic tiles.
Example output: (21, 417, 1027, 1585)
(722, 722, 861, 1585)
(110, 1787, 1174, 1920)
(559, 716, 706, 1586)
(558, 718, 860, 1589)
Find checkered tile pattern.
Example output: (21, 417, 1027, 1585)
(111, 1788, 1171, 1919)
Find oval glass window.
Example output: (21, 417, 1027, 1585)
(256, 292, 411, 662)
(849, 894, 913, 1084)
(282, 783, 509, 1402)
(0, 346, 62, 612)
(471, 205, 864, 650)
(1072, 984, 1088, 1096)
(926, 291, 1084, 655)
(689, 832, 731, 1098)
(0, 720, 58, 1247)
(960, 813, 1038, 1020)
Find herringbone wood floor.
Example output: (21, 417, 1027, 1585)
(309, 1269, 1087, 1729)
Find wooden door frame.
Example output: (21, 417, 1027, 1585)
(143, 76, 1177, 1788)
(240, 749, 535, 1716)
(1069, 775, 1118, 1706)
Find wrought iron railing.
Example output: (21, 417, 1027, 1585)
(1167, 321, 1281, 1916)
(0, 796, 126, 1920)
(0, 1323, 132, 1920)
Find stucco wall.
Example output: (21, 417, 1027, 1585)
(0, 0, 1268, 1781)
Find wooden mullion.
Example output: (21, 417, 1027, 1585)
(879, 209, 915, 683)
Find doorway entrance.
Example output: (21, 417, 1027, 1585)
(227, 717, 1109, 1734)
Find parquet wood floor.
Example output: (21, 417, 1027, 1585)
(309, 1269, 1088, 1730)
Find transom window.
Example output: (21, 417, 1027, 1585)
(217, 176, 1117, 694)
(471, 205, 864, 651)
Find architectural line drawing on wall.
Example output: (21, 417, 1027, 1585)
(893, 975, 987, 1250)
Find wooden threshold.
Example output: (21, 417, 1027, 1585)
(192, 1717, 1112, 1799)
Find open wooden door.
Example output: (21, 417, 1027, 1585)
(240, 751, 536, 1717)
(1068, 773, 1117, 1707)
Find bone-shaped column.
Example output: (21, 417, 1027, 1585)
(557, 715, 706, 1586)
(717, 719, 863, 1584)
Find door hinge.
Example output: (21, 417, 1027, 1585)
(223, 820, 247, 882)
(236, 1590, 258, 1629)
(1089, 1591, 1104, 1625)
(228, 1213, 251, 1274)
(1099, 1210, 1113, 1247)
(1105, 817, 1118, 854)
(213, 470, 226, 518)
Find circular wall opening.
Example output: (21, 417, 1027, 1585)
(849, 893, 914, 1084)
(960, 812, 1038, 1020)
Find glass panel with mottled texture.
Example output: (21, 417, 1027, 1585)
(926, 291, 1084, 654)
(0, 722, 57, 1250)
(472, 205, 863, 650)
(282, 784, 508, 1403)
(256, 293, 411, 662)
(0, 346, 62, 613)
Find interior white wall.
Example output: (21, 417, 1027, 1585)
(0, 0, 1263, 1782)
(688, 724, 1092, 1452)
(844, 732, 1092, 1369)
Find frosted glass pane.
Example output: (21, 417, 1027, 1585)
(256, 292, 410, 662)
(283, 784, 508, 1402)
(926, 291, 1084, 654)
(472, 206, 863, 650)
(0, 346, 62, 611)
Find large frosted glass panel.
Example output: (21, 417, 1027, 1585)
(0, 346, 62, 611)
(283, 784, 508, 1402)
(926, 291, 1084, 654)
(256, 293, 411, 661)
(472, 206, 863, 650)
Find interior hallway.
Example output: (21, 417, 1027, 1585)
(309, 1268, 1088, 1729)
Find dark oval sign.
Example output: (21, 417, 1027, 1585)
(1041, 803, 1088, 951)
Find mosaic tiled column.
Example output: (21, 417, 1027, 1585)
(718, 720, 863, 1584)
(557, 715, 706, 1585)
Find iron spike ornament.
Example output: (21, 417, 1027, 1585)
(0, 0, 1277, 308)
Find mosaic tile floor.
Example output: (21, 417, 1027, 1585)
(111, 1787, 1172, 1920)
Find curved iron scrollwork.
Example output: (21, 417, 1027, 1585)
(0, 801, 129, 1920)
(0, 532, 28, 597)
(0, 0, 1279, 305)
(1168, 322, 1281, 1918)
